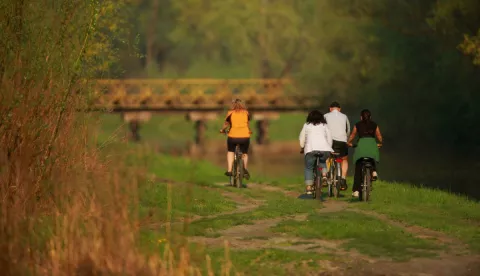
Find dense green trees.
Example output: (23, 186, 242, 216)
(108, 0, 480, 150)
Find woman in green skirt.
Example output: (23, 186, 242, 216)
(347, 109, 383, 197)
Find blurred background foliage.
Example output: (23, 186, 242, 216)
(103, 0, 480, 152)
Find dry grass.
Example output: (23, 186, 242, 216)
(0, 1, 232, 275)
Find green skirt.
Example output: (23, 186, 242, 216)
(353, 137, 379, 163)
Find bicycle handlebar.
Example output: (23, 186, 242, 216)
(349, 143, 382, 149)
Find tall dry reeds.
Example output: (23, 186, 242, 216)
(0, 1, 230, 275)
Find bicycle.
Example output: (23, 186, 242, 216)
(230, 144, 244, 188)
(326, 152, 342, 198)
(220, 129, 246, 188)
(301, 149, 326, 200)
(350, 144, 380, 202)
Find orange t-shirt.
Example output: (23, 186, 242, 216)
(225, 110, 251, 138)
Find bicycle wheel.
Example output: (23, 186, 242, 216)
(237, 156, 243, 188)
(314, 175, 322, 200)
(361, 167, 371, 202)
(236, 147, 243, 188)
(230, 154, 237, 187)
(329, 158, 336, 186)
(328, 168, 334, 198)
(334, 162, 341, 198)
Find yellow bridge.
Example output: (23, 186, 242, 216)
(92, 78, 317, 111)
(92, 79, 320, 144)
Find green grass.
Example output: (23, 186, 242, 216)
(139, 233, 334, 276)
(93, 113, 480, 270)
(352, 180, 480, 252)
(146, 153, 226, 186)
(268, 113, 306, 141)
(203, 248, 333, 275)
(181, 189, 318, 237)
(139, 181, 237, 222)
(271, 211, 439, 261)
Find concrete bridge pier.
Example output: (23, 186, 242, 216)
(252, 112, 279, 145)
(186, 112, 218, 145)
(121, 112, 152, 142)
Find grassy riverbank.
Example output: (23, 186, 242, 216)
(125, 142, 480, 275)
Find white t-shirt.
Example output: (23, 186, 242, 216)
(299, 123, 333, 154)
(324, 110, 351, 142)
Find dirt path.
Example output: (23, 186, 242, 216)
(142, 185, 262, 230)
(188, 182, 480, 276)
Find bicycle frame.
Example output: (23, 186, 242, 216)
(222, 129, 245, 188)
(326, 153, 343, 198)
(350, 143, 380, 202)
(230, 144, 244, 188)
(311, 154, 325, 200)
(359, 157, 375, 201)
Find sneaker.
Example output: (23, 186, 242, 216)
(352, 191, 359, 197)
(372, 171, 378, 181)
(243, 168, 250, 180)
(306, 185, 313, 195)
(224, 171, 232, 177)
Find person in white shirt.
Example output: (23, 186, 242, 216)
(324, 101, 350, 190)
(299, 110, 333, 194)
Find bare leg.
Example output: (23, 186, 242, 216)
(227, 152, 234, 172)
(342, 157, 348, 178)
(242, 154, 248, 169)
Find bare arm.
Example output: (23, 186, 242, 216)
(346, 116, 351, 138)
(299, 124, 306, 148)
(375, 126, 383, 144)
(347, 126, 357, 145)
(220, 112, 232, 132)
(220, 121, 230, 132)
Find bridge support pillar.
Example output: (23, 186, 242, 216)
(195, 120, 206, 145)
(129, 121, 141, 142)
(252, 112, 279, 145)
(186, 112, 218, 145)
(121, 112, 152, 142)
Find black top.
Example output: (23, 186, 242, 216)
(355, 121, 377, 138)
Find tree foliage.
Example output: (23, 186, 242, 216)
(96, 0, 480, 149)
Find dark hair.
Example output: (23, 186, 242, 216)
(330, 101, 341, 108)
(360, 109, 371, 122)
(306, 110, 327, 125)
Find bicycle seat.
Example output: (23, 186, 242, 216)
(360, 157, 375, 166)
(331, 152, 341, 156)
(360, 157, 375, 161)
(313, 152, 325, 158)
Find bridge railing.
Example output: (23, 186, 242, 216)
(92, 78, 318, 111)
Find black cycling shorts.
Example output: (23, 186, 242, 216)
(332, 140, 348, 157)
(227, 137, 250, 153)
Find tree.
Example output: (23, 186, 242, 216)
(427, 0, 480, 65)
(459, 30, 480, 65)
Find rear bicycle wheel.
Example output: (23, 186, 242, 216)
(237, 154, 243, 188)
(328, 168, 334, 197)
(361, 167, 371, 202)
(334, 162, 341, 198)
(230, 159, 237, 186)
(314, 175, 322, 200)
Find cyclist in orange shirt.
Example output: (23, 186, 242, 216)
(219, 99, 252, 179)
